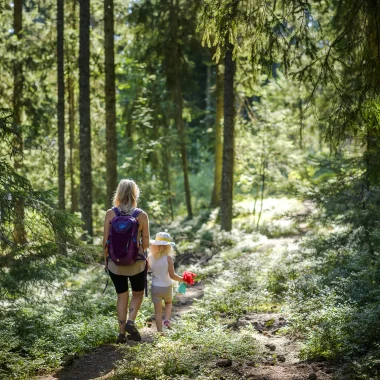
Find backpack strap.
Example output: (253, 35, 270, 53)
(112, 207, 121, 216)
(131, 208, 142, 218)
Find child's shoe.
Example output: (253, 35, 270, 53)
(163, 319, 171, 329)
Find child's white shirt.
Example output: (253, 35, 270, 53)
(149, 256, 172, 287)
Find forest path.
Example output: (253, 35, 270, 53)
(39, 236, 335, 380)
(38, 283, 204, 380)
(220, 235, 335, 380)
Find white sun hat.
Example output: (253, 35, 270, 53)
(151, 232, 174, 246)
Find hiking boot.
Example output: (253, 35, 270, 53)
(116, 333, 126, 344)
(125, 320, 141, 341)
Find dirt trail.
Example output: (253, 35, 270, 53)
(39, 237, 335, 380)
(38, 283, 204, 380)
(229, 312, 334, 380)
(215, 236, 335, 380)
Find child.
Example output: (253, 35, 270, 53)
(148, 232, 184, 332)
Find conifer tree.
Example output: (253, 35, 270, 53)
(211, 63, 224, 207)
(104, 0, 117, 208)
(57, 0, 65, 210)
(13, 0, 26, 244)
(79, 0, 93, 238)
(169, 0, 193, 219)
(67, 0, 78, 213)
(220, 43, 235, 231)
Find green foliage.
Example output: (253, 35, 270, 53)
(196, 263, 269, 316)
(0, 268, 117, 379)
(200, 0, 312, 70)
(0, 110, 95, 300)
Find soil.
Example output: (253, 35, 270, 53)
(38, 237, 336, 380)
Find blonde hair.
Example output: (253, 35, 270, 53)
(113, 179, 140, 214)
(149, 244, 175, 259)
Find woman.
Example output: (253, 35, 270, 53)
(103, 179, 150, 343)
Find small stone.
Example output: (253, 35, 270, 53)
(216, 359, 232, 367)
(277, 355, 286, 362)
(246, 361, 256, 367)
(309, 373, 317, 380)
(265, 343, 276, 351)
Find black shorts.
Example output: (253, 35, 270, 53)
(109, 270, 145, 294)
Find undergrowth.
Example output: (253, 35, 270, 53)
(0, 268, 154, 380)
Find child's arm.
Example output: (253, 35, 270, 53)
(167, 256, 183, 282)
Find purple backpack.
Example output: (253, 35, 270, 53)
(108, 207, 143, 265)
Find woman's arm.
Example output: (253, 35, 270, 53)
(167, 256, 183, 282)
(139, 211, 150, 252)
(102, 209, 114, 265)
(146, 257, 150, 271)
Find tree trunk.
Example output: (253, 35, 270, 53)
(13, 0, 26, 245)
(171, 0, 193, 219)
(79, 0, 93, 239)
(68, 75, 78, 212)
(205, 64, 212, 125)
(104, 0, 117, 208)
(57, 0, 65, 210)
(211, 63, 224, 207)
(162, 112, 174, 221)
(220, 44, 235, 231)
(67, 0, 78, 213)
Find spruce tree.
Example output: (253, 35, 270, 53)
(104, 0, 117, 208)
(79, 0, 93, 238)
(57, 0, 65, 211)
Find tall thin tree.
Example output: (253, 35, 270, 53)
(79, 0, 93, 238)
(220, 43, 235, 231)
(57, 0, 65, 210)
(67, 0, 78, 213)
(104, 0, 117, 208)
(211, 63, 224, 207)
(13, 0, 26, 244)
(170, 0, 193, 219)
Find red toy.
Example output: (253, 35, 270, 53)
(183, 271, 196, 285)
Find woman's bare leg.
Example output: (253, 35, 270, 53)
(116, 291, 129, 333)
(128, 290, 144, 321)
